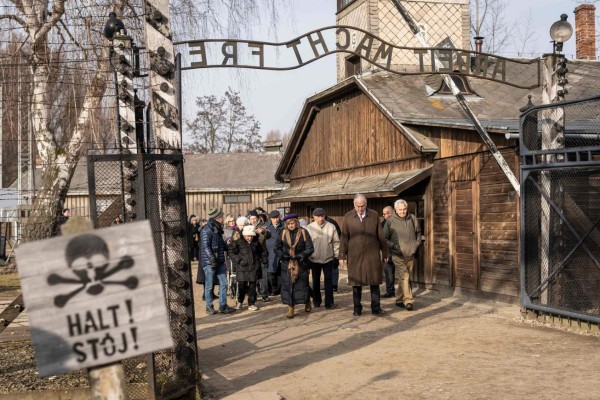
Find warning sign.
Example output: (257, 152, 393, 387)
(16, 221, 173, 377)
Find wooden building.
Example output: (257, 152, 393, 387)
(12, 149, 289, 225)
(267, 36, 600, 299)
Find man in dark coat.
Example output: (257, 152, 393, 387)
(228, 225, 268, 311)
(265, 210, 284, 295)
(249, 209, 271, 302)
(200, 207, 236, 315)
(275, 213, 314, 319)
(339, 194, 389, 316)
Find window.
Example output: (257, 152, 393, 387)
(434, 75, 475, 96)
(223, 195, 251, 204)
(338, 0, 356, 11)
(345, 54, 361, 78)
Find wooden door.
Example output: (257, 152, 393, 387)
(452, 180, 479, 290)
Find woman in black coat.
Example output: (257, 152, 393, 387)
(229, 225, 268, 311)
(275, 214, 314, 319)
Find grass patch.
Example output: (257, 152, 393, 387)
(0, 273, 21, 290)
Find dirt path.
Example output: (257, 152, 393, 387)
(194, 273, 600, 400)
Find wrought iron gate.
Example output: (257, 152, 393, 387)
(520, 95, 600, 324)
(88, 152, 198, 399)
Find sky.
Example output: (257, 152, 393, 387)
(178, 0, 583, 143)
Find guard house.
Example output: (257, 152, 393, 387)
(268, 0, 600, 299)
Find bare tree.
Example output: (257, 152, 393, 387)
(470, 0, 514, 54)
(0, 0, 289, 240)
(514, 8, 539, 57)
(265, 129, 282, 141)
(185, 89, 262, 153)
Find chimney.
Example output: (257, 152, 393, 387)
(262, 140, 283, 152)
(474, 36, 484, 53)
(575, 4, 596, 60)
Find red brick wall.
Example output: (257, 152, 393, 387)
(575, 4, 596, 60)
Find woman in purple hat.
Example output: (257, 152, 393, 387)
(275, 213, 314, 318)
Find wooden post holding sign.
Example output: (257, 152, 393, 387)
(15, 218, 173, 398)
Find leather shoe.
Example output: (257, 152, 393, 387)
(325, 304, 338, 310)
(353, 310, 362, 316)
(395, 302, 406, 308)
(219, 306, 236, 314)
(205, 307, 218, 315)
(405, 303, 414, 311)
(372, 309, 387, 316)
(381, 292, 395, 298)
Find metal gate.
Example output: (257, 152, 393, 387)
(88, 152, 198, 399)
(520, 95, 600, 324)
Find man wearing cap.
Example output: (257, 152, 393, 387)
(339, 194, 390, 316)
(275, 213, 314, 318)
(228, 225, 268, 311)
(265, 210, 284, 296)
(305, 208, 340, 309)
(248, 209, 271, 302)
(200, 207, 236, 315)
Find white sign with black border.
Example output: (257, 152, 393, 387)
(16, 221, 173, 377)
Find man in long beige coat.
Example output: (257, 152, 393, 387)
(339, 194, 390, 316)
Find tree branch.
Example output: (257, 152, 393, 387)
(33, 0, 66, 47)
(0, 14, 27, 28)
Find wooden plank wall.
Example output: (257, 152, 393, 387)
(65, 191, 289, 221)
(432, 159, 450, 286)
(290, 90, 422, 184)
(479, 149, 519, 296)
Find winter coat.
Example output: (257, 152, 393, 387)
(265, 220, 284, 274)
(339, 208, 389, 286)
(383, 212, 421, 259)
(228, 236, 268, 282)
(275, 227, 314, 306)
(200, 218, 227, 267)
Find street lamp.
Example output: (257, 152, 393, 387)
(104, 12, 126, 40)
(550, 14, 573, 54)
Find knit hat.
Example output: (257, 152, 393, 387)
(269, 210, 281, 218)
(312, 208, 326, 216)
(236, 216, 249, 227)
(208, 207, 223, 219)
(242, 225, 256, 236)
(282, 213, 299, 222)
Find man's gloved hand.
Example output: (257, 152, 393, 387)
(281, 254, 291, 261)
(210, 257, 218, 267)
(296, 255, 304, 263)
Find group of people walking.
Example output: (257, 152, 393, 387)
(190, 193, 421, 318)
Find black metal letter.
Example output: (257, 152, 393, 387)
(307, 31, 329, 58)
(414, 49, 427, 72)
(221, 41, 238, 66)
(355, 34, 374, 60)
(248, 42, 265, 67)
(286, 39, 303, 65)
(189, 41, 207, 67)
(373, 42, 393, 69)
(336, 27, 350, 50)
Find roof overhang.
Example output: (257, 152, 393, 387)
(266, 166, 432, 204)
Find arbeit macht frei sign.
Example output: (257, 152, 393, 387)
(175, 25, 540, 89)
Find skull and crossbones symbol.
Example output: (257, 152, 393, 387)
(48, 234, 138, 308)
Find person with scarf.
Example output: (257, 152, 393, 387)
(200, 207, 236, 315)
(275, 213, 314, 319)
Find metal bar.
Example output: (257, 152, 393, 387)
(507, 133, 600, 140)
(87, 155, 99, 228)
(521, 299, 600, 325)
(526, 174, 600, 271)
(391, 0, 520, 194)
(528, 213, 600, 298)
